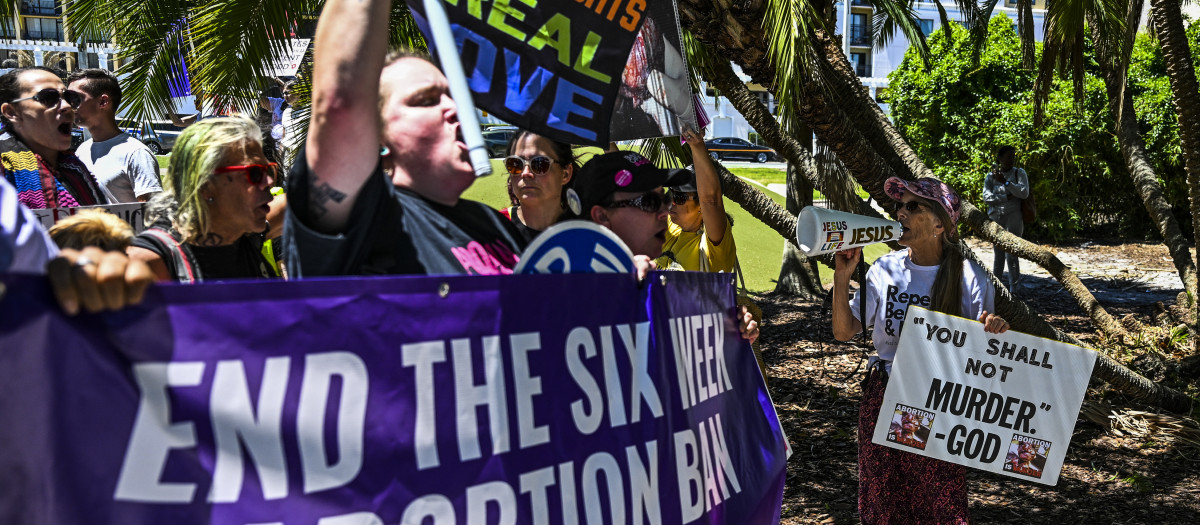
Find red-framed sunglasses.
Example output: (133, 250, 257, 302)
(214, 163, 279, 185)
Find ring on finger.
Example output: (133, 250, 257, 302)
(73, 256, 96, 268)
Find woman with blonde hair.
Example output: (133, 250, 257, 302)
(128, 116, 284, 282)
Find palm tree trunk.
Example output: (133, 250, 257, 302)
(1149, 0, 1200, 353)
(1092, 22, 1198, 299)
(776, 162, 824, 297)
(702, 54, 871, 216)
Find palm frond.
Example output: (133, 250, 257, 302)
(959, 0, 999, 65)
(1017, 0, 1037, 68)
(387, 1, 429, 52)
(761, 0, 823, 125)
(1040, 0, 1127, 114)
(933, 1, 954, 46)
(65, 0, 321, 121)
(869, 0, 930, 69)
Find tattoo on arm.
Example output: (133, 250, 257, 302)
(309, 180, 348, 218)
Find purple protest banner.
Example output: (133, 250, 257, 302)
(0, 271, 786, 524)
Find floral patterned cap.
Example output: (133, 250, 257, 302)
(884, 176, 962, 225)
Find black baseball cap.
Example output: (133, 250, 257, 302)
(572, 151, 689, 216)
(667, 166, 698, 193)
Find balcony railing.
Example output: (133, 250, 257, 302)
(855, 62, 872, 77)
(23, 30, 64, 41)
(20, 3, 62, 17)
(850, 24, 872, 46)
(852, 0, 871, 5)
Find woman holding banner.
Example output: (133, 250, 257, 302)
(831, 177, 1009, 523)
(128, 116, 284, 283)
(0, 67, 106, 210)
(500, 131, 577, 240)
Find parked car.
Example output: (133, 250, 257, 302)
(118, 119, 182, 154)
(704, 137, 778, 163)
(70, 126, 87, 150)
(482, 126, 518, 158)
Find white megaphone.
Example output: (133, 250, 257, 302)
(795, 206, 902, 256)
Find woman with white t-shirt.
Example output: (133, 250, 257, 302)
(831, 177, 1010, 524)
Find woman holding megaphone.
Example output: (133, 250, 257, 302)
(831, 177, 1010, 524)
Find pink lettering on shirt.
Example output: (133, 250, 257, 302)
(451, 240, 518, 275)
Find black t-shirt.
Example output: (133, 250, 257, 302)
(131, 222, 274, 282)
(507, 206, 543, 243)
(283, 147, 527, 277)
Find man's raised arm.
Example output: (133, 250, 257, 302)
(303, 0, 392, 232)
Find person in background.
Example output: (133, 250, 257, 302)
(67, 68, 161, 203)
(277, 80, 303, 171)
(128, 116, 284, 283)
(48, 209, 134, 252)
(2, 176, 151, 315)
(0, 66, 105, 210)
(500, 130, 576, 241)
(656, 128, 736, 272)
(257, 76, 294, 166)
(983, 145, 1030, 292)
(832, 176, 1009, 524)
(284, 0, 524, 277)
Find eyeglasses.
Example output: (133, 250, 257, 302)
(604, 191, 668, 214)
(504, 155, 558, 176)
(11, 88, 84, 109)
(668, 190, 695, 205)
(214, 163, 279, 186)
(894, 201, 929, 213)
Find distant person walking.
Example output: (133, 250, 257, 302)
(983, 145, 1029, 292)
(67, 69, 161, 203)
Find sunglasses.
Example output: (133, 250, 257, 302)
(668, 190, 695, 205)
(12, 88, 84, 109)
(504, 155, 559, 176)
(893, 200, 929, 213)
(604, 191, 668, 214)
(214, 163, 279, 186)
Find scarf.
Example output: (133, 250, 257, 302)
(0, 132, 103, 209)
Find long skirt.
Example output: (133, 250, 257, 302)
(859, 367, 970, 524)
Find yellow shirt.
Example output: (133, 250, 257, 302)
(655, 216, 737, 273)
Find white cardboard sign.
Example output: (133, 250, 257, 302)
(32, 203, 148, 234)
(872, 306, 1096, 485)
(268, 39, 311, 77)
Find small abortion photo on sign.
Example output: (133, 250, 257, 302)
(887, 404, 935, 451)
(1004, 434, 1052, 479)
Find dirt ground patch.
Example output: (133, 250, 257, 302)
(759, 239, 1200, 524)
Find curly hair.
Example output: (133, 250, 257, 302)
(144, 115, 262, 243)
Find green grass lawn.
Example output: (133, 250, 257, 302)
(462, 161, 893, 292)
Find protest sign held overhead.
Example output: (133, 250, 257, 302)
(267, 39, 311, 77)
(608, 0, 699, 141)
(872, 307, 1097, 485)
(0, 271, 787, 524)
(405, 0, 649, 146)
